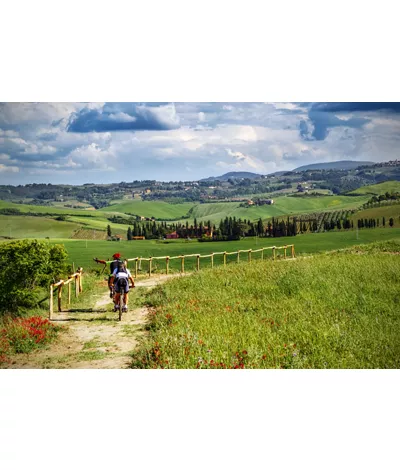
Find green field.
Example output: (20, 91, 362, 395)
(0, 194, 372, 240)
(38, 227, 400, 272)
(0, 215, 82, 239)
(351, 204, 400, 222)
(106, 200, 195, 219)
(183, 195, 370, 224)
(349, 180, 400, 195)
(131, 240, 400, 368)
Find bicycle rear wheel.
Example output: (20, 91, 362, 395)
(119, 294, 123, 321)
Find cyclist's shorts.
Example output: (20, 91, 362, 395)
(114, 278, 129, 294)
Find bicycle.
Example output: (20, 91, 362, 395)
(112, 282, 134, 321)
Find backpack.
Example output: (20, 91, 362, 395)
(117, 260, 127, 274)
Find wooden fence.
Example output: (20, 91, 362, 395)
(106, 244, 295, 278)
(49, 268, 83, 319)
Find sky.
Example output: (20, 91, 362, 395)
(1, 102, 400, 185)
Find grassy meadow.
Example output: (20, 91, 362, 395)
(350, 203, 400, 223)
(131, 240, 400, 369)
(0, 215, 83, 239)
(178, 195, 370, 223)
(349, 180, 400, 195)
(106, 200, 195, 219)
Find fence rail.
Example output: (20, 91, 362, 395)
(101, 244, 295, 278)
(49, 268, 83, 319)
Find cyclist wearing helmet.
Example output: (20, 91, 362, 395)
(93, 253, 123, 298)
(109, 260, 135, 312)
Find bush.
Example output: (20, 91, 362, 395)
(0, 240, 68, 316)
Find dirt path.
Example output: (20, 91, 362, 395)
(5, 274, 185, 369)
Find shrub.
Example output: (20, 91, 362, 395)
(0, 240, 68, 316)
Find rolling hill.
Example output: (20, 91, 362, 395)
(293, 160, 375, 172)
(201, 171, 263, 181)
(348, 180, 400, 195)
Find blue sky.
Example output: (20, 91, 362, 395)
(1, 102, 399, 185)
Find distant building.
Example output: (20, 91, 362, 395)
(166, 231, 179, 239)
(255, 199, 274, 205)
(132, 236, 145, 240)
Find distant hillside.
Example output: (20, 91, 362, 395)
(294, 160, 375, 172)
(348, 180, 400, 196)
(201, 171, 263, 181)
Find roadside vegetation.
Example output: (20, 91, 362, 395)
(131, 240, 400, 369)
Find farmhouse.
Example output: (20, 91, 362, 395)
(166, 231, 179, 239)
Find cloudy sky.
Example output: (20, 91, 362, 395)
(1, 102, 400, 185)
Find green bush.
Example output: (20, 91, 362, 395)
(0, 240, 68, 316)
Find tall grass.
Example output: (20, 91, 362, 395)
(131, 241, 400, 369)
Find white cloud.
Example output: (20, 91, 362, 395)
(67, 143, 116, 170)
(1, 102, 400, 183)
(108, 112, 137, 123)
(0, 164, 19, 173)
(218, 148, 268, 172)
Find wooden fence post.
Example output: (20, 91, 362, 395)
(135, 258, 138, 278)
(79, 269, 83, 293)
(68, 276, 72, 305)
(197, 255, 200, 271)
(166, 256, 170, 275)
(58, 283, 63, 312)
(261, 248, 264, 261)
(149, 257, 152, 277)
(237, 251, 240, 263)
(284, 246, 287, 259)
(49, 284, 53, 319)
(211, 254, 214, 268)
(273, 247, 276, 261)
(181, 256, 185, 274)
(223, 252, 227, 266)
(248, 249, 252, 263)
(291, 245, 295, 258)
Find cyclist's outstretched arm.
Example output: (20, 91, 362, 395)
(93, 258, 107, 265)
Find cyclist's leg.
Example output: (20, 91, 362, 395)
(122, 280, 129, 310)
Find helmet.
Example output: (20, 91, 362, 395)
(112, 253, 121, 259)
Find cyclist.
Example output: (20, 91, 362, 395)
(93, 253, 123, 298)
(109, 260, 135, 312)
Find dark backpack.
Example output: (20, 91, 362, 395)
(117, 260, 127, 274)
(110, 259, 120, 274)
